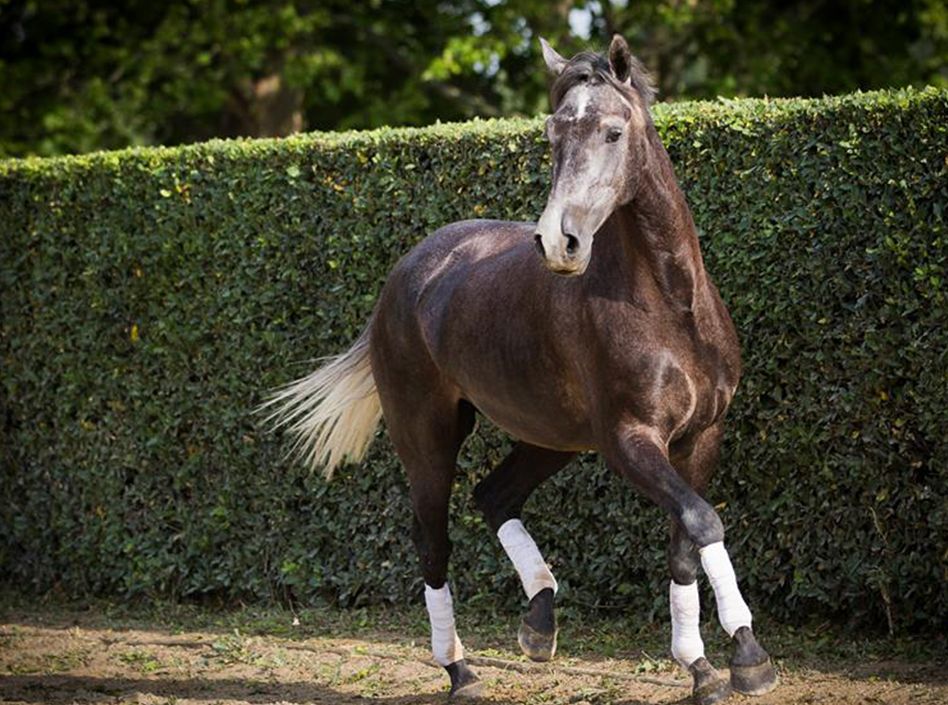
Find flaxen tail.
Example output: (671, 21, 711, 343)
(261, 327, 382, 478)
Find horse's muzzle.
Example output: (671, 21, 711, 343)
(547, 261, 587, 277)
(534, 232, 589, 276)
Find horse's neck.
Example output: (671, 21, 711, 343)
(617, 129, 707, 312)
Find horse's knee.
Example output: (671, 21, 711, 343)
(679, 501, 724, 548)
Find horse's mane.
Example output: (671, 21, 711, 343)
(550, 50, 656, 110)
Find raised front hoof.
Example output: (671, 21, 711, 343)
(445, 659, 483, 699)
(729, 626, 778, 696)
(688, 657, 732, 705)
(517, 619, 557, 662)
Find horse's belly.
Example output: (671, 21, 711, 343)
(443, 339, 593, 451)
(461, 385, 594, 452)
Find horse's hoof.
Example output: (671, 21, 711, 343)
(451, 680, 484, 699)
(518, 587, 557, 662)
(518, 619, 557, 662)
(730, 626, 778, 696)
(446, 659, 483, 699)
(730, 659, 778, 696)
(688, 657, 732, 705)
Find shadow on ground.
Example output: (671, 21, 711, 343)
(0, 674, 664, 705)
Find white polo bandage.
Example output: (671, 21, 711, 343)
(699, 541, 752, 637)
(424, 583, 464, 666)
(669, 580, 705, 668)
(497, 518, 558, 600)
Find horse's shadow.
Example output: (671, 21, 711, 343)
(0, 674, 436, 704)
(0, 673, 664, 705)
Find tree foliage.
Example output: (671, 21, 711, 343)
(1, 0, 945, 157)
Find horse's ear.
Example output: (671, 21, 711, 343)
(539, 37, 568, 76)
(608, 34, 632, 83)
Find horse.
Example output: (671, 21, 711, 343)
(265, 35, 778, 705)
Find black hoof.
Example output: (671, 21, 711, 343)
(518, 587, 557, 662)
(730, 626, 778, 696)
(445, 659, 483, 698)
(517, 619, 557, 662)
(688, 657, 732, 705)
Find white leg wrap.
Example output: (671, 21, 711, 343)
(670, 580, 705, 668)
(424, 583, 464, 666)
(497, 518, 558, 600)
(699, 541, 753, 637)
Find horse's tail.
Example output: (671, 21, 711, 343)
(261, 325, 382, 479)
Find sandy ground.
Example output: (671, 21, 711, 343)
(0, 613, 945, 705)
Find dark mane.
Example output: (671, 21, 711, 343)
(550, 50, 656, 110)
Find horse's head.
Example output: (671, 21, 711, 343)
(534, 36, 655, 276)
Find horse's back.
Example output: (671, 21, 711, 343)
(375, 218, 535, 338)
(390, 219, 535, 300)
(371, 217, 532, 362)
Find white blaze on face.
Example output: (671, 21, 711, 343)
(572, 85, 591, 120)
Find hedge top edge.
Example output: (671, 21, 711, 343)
(1, 86, 943, 175)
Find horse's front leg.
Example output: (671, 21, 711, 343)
(602, 424, 776, 705)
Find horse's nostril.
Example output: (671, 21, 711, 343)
(534, 234, 546, 258)
(564, 233, 579, 255)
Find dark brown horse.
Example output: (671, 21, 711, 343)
(266, 36, 777, 705)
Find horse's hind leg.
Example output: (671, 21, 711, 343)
(473, 442, 575, 661)
(385, 394, 481, 698)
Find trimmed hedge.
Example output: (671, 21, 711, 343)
(1, 88, 945, 632)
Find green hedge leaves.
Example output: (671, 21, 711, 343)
(1, 88, 945, 631)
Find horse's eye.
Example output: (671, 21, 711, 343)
(605, 128, 623, 143)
